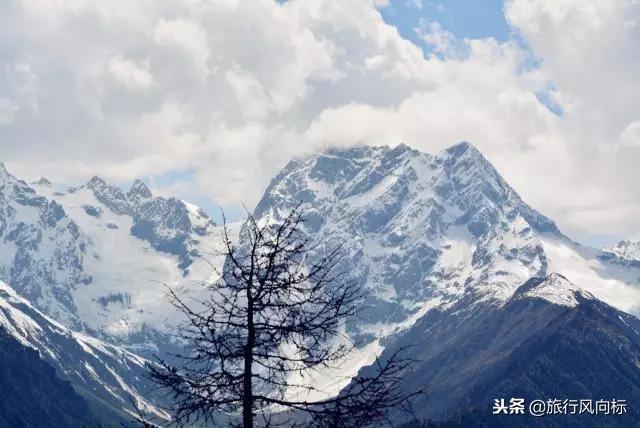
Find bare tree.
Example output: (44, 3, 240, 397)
(149, 205, 422, 427)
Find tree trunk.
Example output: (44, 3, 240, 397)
(243, 296, 255, 428)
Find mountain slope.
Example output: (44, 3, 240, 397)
(35, 176, 230, 354)
(0, 327, 108, 428)
(0, 164, 235, 355)
(378, 274, 640, 426)
(0, 280, 168, 424)
(0, 163, 91, 330)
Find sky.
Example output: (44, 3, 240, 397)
(0, 0, 639, 246)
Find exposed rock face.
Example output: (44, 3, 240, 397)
(82, 204, 103, 218)
(86, 176, 133, 216)
(130, 196, 198, 270)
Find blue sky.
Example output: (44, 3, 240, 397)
(381, 0, 511, 45)
(381, 1, 563, 115)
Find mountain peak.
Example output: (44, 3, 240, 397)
(33, 177, 52, 186)
(0, 162, 12, 182)
(85, 176, 132, 216)
(86, 175, 107, 189)
(604, 240, 640, 262)
(516, 273, 592, 307)
(444, 141, 481, 158)
(128, 179, 153, 201)
(441, 142, 492, 173)
(439, 141, 559, 235)
(0, 163, 21, 189)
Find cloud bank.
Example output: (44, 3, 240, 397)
(0, 0, 638, 244)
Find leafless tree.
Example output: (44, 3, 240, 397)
(149, 205, 422, 427)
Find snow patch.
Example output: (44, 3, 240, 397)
(520, 274, 587, 307)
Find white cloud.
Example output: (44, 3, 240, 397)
(107, 55, 154, 90)
(225, 66, 272, 121)
(154, 18, 211, 79)
(0, 0, 639, 244)
(620, 122, 640, 146)
(0, 98, 19, 126)
(415, 20, 459, 58)
(503, 0, 640, 238)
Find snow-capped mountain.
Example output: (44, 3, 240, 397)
(513, 272, 592, 307)
(0, 280, 167, 424)
(7, 142, 637, 354)
(602, 240, 640, 268)
(254, 142, 640, 341)
(242, 142, 640, 418)
(2, 141, 640, 425)
(0, 162, 90, 329)
(0, 163, 234, 355)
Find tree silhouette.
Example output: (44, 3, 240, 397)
(149, 206, 421, 427)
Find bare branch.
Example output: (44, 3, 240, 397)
(149, 205, 421, 427)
